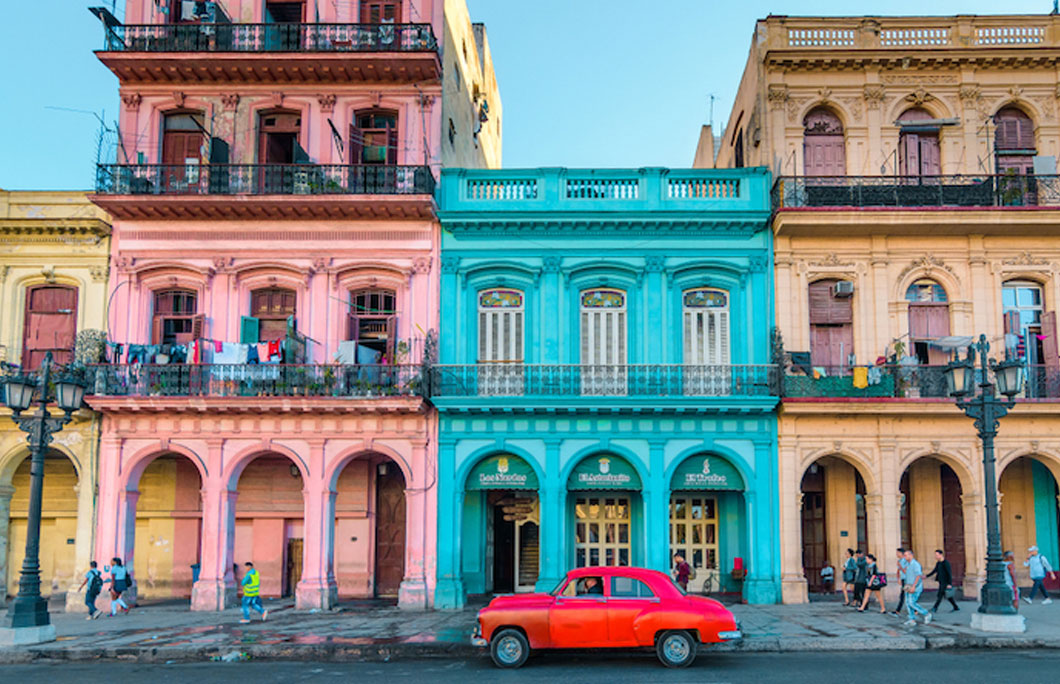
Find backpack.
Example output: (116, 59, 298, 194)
(88, 570, 103, 594)
(688, 565, 697, 581)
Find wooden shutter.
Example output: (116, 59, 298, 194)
(151, 316, 164, 345)
(811, 325, 853, 368)
(386, 316, 397, 359)
(900, 132, 920, 176)
(349, 123, 363, 164)
(803, 109, 845, 177)
(1043, 311, 1060, 372)
(22, 285, 78, 368)
(240, 315, 260, 344)
(920, 135, 941, 176)
(386, 126, 398, 165)
(808, 280, 852, 325)
(996, 108, 1035, 151)
(191, 314, 205, 341)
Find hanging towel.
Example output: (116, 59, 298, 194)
(334, 340, 359, 365)
(267, 340, 283, 361)
(867, 365, 882, 386)
(246, 344, 259, 364)
(214, 340, 224, 353)
(812, 366, 826, 379)
(256, 342, 270, 362)
(852, 366, 869, 389)
(213, 342, 243, 365)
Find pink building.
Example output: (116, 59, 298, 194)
(86, 0, 500, 610)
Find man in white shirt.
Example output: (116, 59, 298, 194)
(1023, 545, 1057, 605)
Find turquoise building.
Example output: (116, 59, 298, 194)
(433, 167, 779, 607)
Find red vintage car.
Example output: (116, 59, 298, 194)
(471, 566, 742, 668)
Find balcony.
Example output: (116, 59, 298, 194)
(87, 363, 425, 399)
(783, 365, 1060, 401)
(96, 22, 440, 83)
(772, 175, 1060, 212)
(430, 364, 779, 413)
(90, 164, 436, 220)
(440, 167, 772, 232)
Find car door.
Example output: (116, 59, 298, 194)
(606, 575, 657, 646)
(548, 577, 609, 647)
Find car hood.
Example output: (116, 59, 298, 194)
(482, 593, 555, 611)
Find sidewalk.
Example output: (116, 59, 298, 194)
(3, 594, 1060, 663)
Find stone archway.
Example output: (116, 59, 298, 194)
(799, 454, 872, 594)
(898, 456, 968, 588)
(1000, 455, 1060, 589)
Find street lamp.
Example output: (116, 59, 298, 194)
(1, 352, 86, 641)
(944, 334, 1026, 632)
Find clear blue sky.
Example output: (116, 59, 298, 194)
(0, 0, 1052, 189)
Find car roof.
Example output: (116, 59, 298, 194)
(566, 566, 669, 582)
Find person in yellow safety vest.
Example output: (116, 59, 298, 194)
(240, 561, 268, 623)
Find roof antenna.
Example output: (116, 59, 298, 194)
(1053, 0, 1059, 15)
(708, 93, 717, 130)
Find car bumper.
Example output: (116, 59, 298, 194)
(471, 626, 488, 648)
(717, 630, 743, 641)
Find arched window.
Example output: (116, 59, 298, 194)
(478, 289, 524, 362)
(683, 288, 729, 365)
(22, 285, 77, 369)
(905, 279, 949, 364)
(250, 287, 296, 344)
(995, 107, 1036, 173)
(808, 279, 853, 368)
(580, 289, 627, 395)
(152, 289, 202, 345)
(898, 107, 940, 177)
(348, 288, 397, 361)
(351, 109, 398, 165)
(803, 108, 845, 177)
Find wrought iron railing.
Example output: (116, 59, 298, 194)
(87, 364, 425, 398)
(95, 164, 435, 196)
(430, 364, 779, 398)
(783, 364, 1060, 400)
(772, 175, 1060, 210)
(100, 22, 437, 53)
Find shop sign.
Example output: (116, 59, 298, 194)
(467, 454, 538, 490)
(671, 455, 744, 491)
(568, 455, 642, 490)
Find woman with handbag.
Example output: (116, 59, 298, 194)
(841, 548, 856, 606)
(859, 554, 888, 613)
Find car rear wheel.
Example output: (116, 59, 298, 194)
(490, 628, 530, 669)
(656, 630, 697, 668)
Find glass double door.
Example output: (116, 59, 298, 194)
(574, 495, 631, 567)
(669, 495, 719, 593)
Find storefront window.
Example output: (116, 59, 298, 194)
(575, 496, 631, 567)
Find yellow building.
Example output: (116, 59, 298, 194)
(708, 14, 1060, 603)
(0, 190, 110, 611)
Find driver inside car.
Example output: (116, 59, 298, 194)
(578, 576, 604, 595)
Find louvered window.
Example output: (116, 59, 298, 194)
(478, 289, 524, 395)
(683, 289, 730, 396)
(580, 289, 627, 395)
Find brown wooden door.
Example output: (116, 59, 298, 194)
(801, 492, 826, 591)
(810, 324, 854, 368)
(361, 1, 401, 23)
(940, 465, 965, 586)
(285, 537, 303, 598)
(909, 304, 951, 365)
(162, 129, 204, 192)
(374, 464, 406, 597)
(22, 285, 78, 369)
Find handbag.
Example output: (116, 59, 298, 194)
(945, 586, 956, 599)
(871, 572, 887, 589)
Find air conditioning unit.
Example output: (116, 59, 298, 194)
(833, 281, 855, 298)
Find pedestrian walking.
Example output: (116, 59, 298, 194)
(891, 547, 908, 617)
(841, 549, 857, 606)
(1023, 546, 1056, 605)
(77, 561, 104, 620)
(240, 561, 268, 624)
(105, 557, 131, 616)
(852, 549, 868, 607)
(1004, 551, 1020, 610)
(820, 559, 835, 594)
(858, 554, 887, 613)
(902, 549, 931, 626)
(671, 552, 692, 592)
(927, 549, 960, 612)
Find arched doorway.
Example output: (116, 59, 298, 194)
(132, 453, 203, 600)
(1000, 456, 1060, 589)
(234, 454, 305, 598)
(803, 107, 846, 177)
(567, 453, 642, 568)
(4, 450, 79, 599)
(898, 457, 965, 587)
(460, 454, 540, 595)
(898, 107, 941, 178)
(669, 453, 747, 594)
(800, 456, 869, 593)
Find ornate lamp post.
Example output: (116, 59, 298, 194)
(1, 352, 86, 644)
(943, 334, 1026, 632)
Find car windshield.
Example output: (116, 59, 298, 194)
(550, 578, 568, 596)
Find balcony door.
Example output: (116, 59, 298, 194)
(995, 107, 1037, 205)
(683, 288, 730, 395)
(264, 1, 305, 50)
(251, 287, 296, 344)
(477, 289, 524, 395)
(803, 108, 845, 177)
(258, 110, 303, 192)
(162, 111, 205, 192)
(809, 279, 853, 369)
(348, 288, 397, 363)
(22, 285, 77, 369)
(152, 289, 203, 346)
(361, 1, 401, 23)
(580, 289, 627, 395)
(906, 280, 949, 365)
(898, 108, 941, 178)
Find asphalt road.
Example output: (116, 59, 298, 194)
(6, 651, 1060, 683)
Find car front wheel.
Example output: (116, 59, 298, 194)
(656, 630, 697, 668)
(490, 628, 530, 668)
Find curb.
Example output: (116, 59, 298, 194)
(5, 633, 1060, 663)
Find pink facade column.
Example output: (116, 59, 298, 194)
(191, 443, 237, 611)
(296, 441, 338, 610)
(398, 440, 430, 610)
